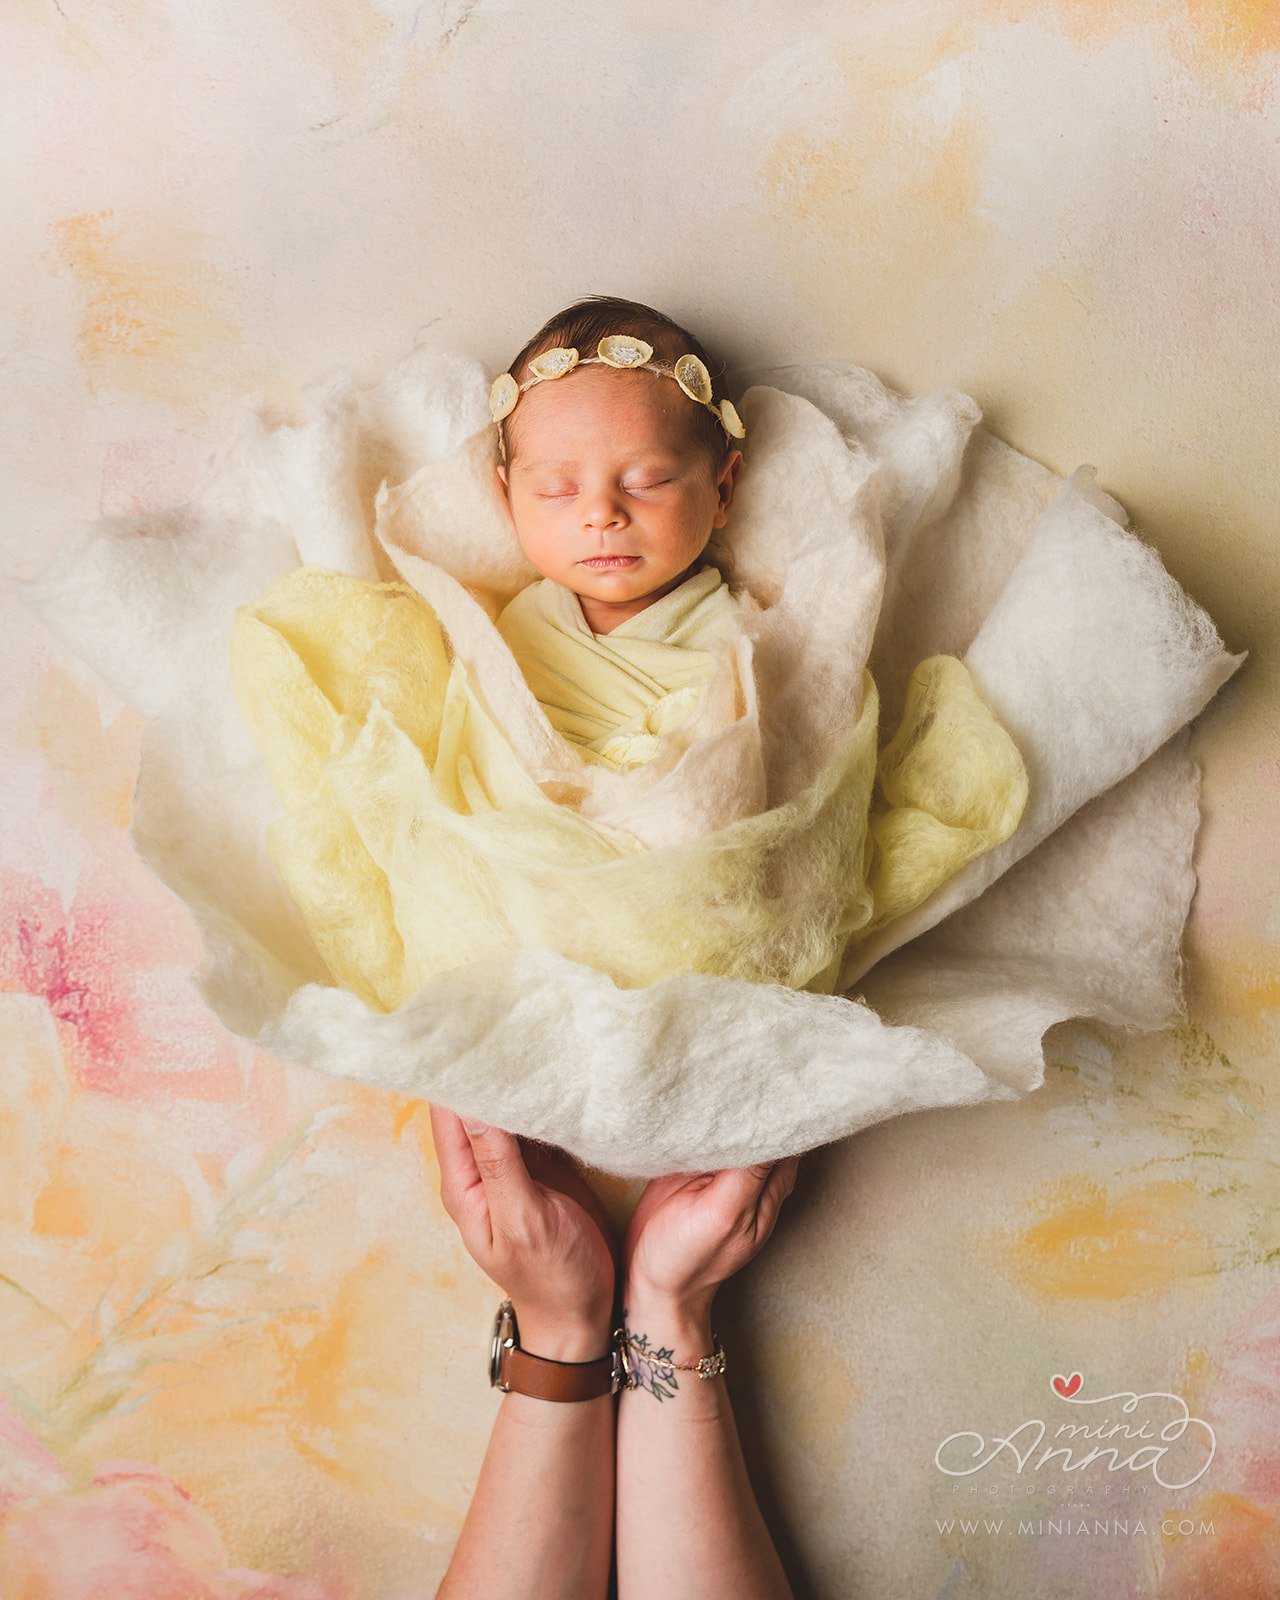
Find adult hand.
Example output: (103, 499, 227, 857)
(430, 1104, 618, 1360)
(621, 1157, 801, 1322)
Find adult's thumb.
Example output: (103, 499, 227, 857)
(710, 1159, 777, 1209)
(464, 1122, 537, 1211)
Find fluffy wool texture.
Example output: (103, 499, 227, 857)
(16, 341, 1246, 1178)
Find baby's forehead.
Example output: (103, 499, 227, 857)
(510, 366, 703, 457)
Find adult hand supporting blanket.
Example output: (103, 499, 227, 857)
(13, 339, 1247, 1178)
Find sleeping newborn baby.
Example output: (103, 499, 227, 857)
(228, 296, 1031, 1015)
(490, 319, 747, 770)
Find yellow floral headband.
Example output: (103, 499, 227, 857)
(488, 334, 746, 463)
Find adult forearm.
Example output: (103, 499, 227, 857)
(615, 1289, 794, 1600)
(437, 1311, 616, 1600)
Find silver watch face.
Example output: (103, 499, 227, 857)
(489, 1299, 517, 1389)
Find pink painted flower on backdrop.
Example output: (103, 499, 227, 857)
(1194, 1279, 1280, 1508)
(0, 1398, 342, 1599)
(1149, 1279, 1280, 1598)
(0, 859, 238, 1100)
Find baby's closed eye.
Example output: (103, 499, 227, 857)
(534, 479, 673, 499)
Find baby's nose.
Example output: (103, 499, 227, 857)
(581, 494, 628, 529)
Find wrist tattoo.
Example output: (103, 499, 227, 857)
(618, 1317, 681, 1402)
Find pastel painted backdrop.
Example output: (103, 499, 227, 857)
(2, 3, 1276, 1594)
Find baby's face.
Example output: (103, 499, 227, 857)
(495, 363, 742, 632)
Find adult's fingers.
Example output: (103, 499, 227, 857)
(761, 1154, 801, 1214)
(706, 1156, 802, 1242)
(429, 1103, 480, 1218)
(773, 1154, 801, 1197)
(462, 1122, 543, 1229)
(711, 1157, 789, 1208)
(430, 1107, 541, 1224)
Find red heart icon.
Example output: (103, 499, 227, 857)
(1052, 1372, 1083, 1399)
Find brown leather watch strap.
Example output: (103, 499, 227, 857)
(501, 1342, 617, 1401)
(489, 1299, 619, 1402)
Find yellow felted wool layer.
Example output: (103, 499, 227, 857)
(865, 654, 1031, 930)
(229, 564, 1029, 1013)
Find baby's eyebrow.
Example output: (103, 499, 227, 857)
(519, 451, 682, 471)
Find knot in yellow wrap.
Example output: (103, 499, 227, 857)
(229, 564, 1029, 1015)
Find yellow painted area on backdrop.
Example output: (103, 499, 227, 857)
(997, 1176, 1217, 1300)
(25, 658, 140, 834)
(49, 210, 239, 402)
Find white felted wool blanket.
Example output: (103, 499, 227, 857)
(16, 340, 1246, 1179)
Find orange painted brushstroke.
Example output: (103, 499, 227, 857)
(1186, 0, 1280, 62)
(1159, 1491, 1280, 1598)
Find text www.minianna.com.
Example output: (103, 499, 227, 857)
(934, 1517, 1216, 1537)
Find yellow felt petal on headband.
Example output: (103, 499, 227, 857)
(597, 334, 654, 367)
(528, 346, 579, 380)
(674, 353, 713, 404)
(489, 372, 518, 421)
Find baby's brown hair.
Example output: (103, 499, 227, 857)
(500, 294, 735, 477)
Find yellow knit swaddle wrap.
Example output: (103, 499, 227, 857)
(228, 566, 1029, 1013)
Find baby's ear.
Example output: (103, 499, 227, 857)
(495, 463, 509, 492)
